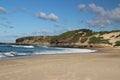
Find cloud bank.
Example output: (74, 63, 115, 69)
(36, 12, 59, 22)
(78, 3, 120, 28)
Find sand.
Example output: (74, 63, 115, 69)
(0, 48, 120, 80)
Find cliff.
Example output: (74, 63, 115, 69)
(16, 29, 120, 48)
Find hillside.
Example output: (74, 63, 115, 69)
(16, 29, 120, 48)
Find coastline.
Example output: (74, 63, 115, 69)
(0, 45, 98, 60)
(0, 47, 120, 80)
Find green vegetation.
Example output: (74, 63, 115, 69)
(89, 37, 111, 44)
(115, 41, 120, 46)
(58, 29, 86, 37)
(52, 29, 93, 43)
(16, 36, 52, 43)
(94, 30, 120, 35)
(81, 38, 88, 43)
(58, 30, 77, 38)
(83, 29, 93, 36)
(111, 30, 120, 32)
(52, 30, 85, 43)
(16, 29, 120, 47)
(99, 31, 110, 35)
(69, 34, 81, 42)
(110, 35, 115, 38)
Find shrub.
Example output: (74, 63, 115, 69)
(85, 31, 93, 36)
(89, 37, 111, 44)
(81, 38, 88, 43)
(115, 41, 120, 46)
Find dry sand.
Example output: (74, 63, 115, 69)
(0, 48, 120, 80)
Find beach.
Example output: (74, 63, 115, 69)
(0, 48, 120, 80)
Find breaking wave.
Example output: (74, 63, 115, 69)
(11, 45, 34, 48)
(0, 48, 97, 59)
(0, 44, 98, 59)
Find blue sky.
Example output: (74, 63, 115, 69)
(0, 0, 120, 42)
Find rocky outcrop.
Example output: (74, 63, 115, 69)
(16, 29, 120, 48)
(16, 36, 52, 46)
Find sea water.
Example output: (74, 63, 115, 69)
(0, 44, 97, 60)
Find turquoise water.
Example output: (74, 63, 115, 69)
(0, 44, 97, 59)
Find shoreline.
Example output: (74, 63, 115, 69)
(0, 46, 98, 60)
(0, 47, 120, 80)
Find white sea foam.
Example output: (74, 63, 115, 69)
(0, 48, 97, 59)
(11, 45, 34, 48)
(0, 52, 16, 57)
(0, 52, 31, 58)
(41, 46, 49, 48)
(35, 48, 97, 55)
(0, 54, 6, 58)
(3, 52, 15, 57)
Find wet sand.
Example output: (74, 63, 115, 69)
(0, 48, 120, 80)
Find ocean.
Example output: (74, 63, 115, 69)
(0, 44, 97, 60)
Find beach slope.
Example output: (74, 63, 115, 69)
(0, 48, 120, 80)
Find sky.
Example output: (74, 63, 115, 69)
(0, 0, 120, 42)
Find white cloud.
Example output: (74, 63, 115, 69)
(107, 7, 120, 22)
(87, 18, 111, 28)
(0, 7, 7, 14)
(36, 12, 59, 21)
(36, 12, 48, 19)
(89, 3, 105, 16)
(78, 3, 120, 28)
(78, 4, 86, 11)
(48, 13, 58, 21)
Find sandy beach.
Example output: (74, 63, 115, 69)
(0, 48, 120, 80)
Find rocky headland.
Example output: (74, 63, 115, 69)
(16, 29, 120, 48)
